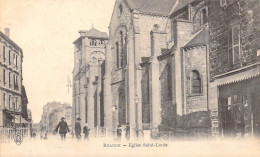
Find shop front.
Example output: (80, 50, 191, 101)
(218, 76, 260, 138)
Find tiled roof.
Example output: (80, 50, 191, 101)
(125, 0, 177, 16)
(170, 0, 196, 15)
(78, 27, 108, 39)
(184, 27, 209, 48)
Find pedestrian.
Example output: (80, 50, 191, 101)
(75, 118, 82, 140)
(44, 131, 48, 140)
(83, 123, 90, 140)
(116, 125, 122, 141)
(40, 131, 44, 140)
(125, 123, 130, 141)
(55, 117, 70, 141)
(71, 130, 74, 139)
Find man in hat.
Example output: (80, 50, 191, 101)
(75, 118, 82, 140)
(55, 117, 70, 141)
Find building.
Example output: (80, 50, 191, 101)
(103, 0, 215, 140)
(48, 105, 72, 132)
(104, 0, 177, 139)
(207, 0, 260, 138)
(39, 101, 71, 132)
(0, 29, 28, 127)
(72, 27, 108, 137)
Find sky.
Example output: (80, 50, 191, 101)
(0, 0, 115, 123)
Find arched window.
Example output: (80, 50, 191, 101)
(116, 42, 120, 68)
(191, 70, 202, 94)
(120, 31, 124, 67)
(201, 8, 207, 25)
(119, 5, 123, 16)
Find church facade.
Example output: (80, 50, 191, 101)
(104, 0, 211, 140)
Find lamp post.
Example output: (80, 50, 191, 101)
(134, 96, 139, 139)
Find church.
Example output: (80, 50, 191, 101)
(104, 0, 210, 140)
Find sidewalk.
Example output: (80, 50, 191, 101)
(1, 136, 260, 157)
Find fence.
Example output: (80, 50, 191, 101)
(0, 126, 30, 142)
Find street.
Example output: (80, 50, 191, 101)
(1, 134, 260, 157)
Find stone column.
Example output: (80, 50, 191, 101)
(128, 30, 137, 140)
(104, 44, 113, 139)
(96, 59, 103, 137)
(134, 31, 143, 140)
(87, 67, 95, 137)
(150, 56, 161, 137)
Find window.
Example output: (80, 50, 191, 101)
(191, 70, 202, 94)
(13, 74, 15, 89)
(116, 42, 120, 68)
(171, 19, 175, 40)
(220, 0, 227, 7)
(118, 4, 123, 17)
(3, 69, 6, 84)
(15, 55, 18, 67)
(90, 40, 97, 46)
(9, 72, 11, 88)
(201, 8, 207, 25)
(9, 95, 11, 109)
(142, 67, 150, 103)
(8, 50, 11, 65)
(3, 45, 6, 62)
(120, 31, 124, 67)
(228, 25, 240, 65)
(3, 93, 6, 108)
(13, 54, 15, 66)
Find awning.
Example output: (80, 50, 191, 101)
(12, 115, 28, 124)
(214, 63, 260, 86)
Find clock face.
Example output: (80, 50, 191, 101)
(89, 51, 105, 65)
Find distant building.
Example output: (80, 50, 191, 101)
(48, 105, 72, 132)
(39, 101, 71, 132)
(0, 28, 28, 126)
(72, 27, 108, 136)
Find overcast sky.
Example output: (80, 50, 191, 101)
(0, 0, 115, 123)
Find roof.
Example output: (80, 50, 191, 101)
(124, 0, 177, 16)
(0, 31, 23, 54)
(73, 27, 108, 44)
(170, 0, 194, 15)
(184, 27, 209, 48)
(170, 0, 203, 15)
(79, 27, 108, 39)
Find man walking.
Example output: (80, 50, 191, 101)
(55, 117, 70, 141)
(75, 118, 82, 140)
(83, 123, 90, 140)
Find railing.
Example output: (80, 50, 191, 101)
(0, 126, 30, 142)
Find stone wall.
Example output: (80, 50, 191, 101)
(207, 0, 260, 80)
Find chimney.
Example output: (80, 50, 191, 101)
(5, 28, 10, 37)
